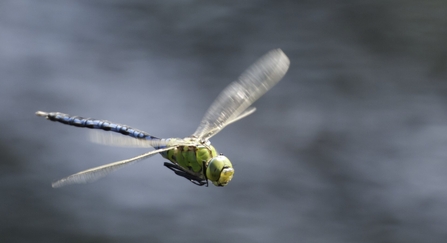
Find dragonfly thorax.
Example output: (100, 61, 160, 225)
(162, 139, 234, 186)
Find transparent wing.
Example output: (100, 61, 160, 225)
(193, 49, 290, 140)
(224, 107, 256, 127)
(89, 130, 169, 148)
(200, 107, 257, 138)
(52, 147, 173, 188)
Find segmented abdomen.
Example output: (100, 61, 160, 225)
(36, 111, 159, 140)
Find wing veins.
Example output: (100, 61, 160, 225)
(89, 130, 168, 148)
(193, 49, 290, 140)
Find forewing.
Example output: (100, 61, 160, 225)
(193, 49, 290, 140)
(224, 107, 257, 127)
(52, 147, 173, 188)
(200, 107, 257, 138)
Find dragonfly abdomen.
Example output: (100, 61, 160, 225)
(36, 111, 159, 140)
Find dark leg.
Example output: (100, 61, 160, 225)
(164, 162, 207, 186)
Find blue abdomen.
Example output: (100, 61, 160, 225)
(38, 111, 159, 141)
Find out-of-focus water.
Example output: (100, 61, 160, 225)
(2, 0, 447, 242)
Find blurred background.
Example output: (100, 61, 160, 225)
(1, 0, 447, 242)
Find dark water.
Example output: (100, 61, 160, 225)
(2, 0, 447, 242)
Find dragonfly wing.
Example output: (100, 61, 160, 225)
(202, 107, 257, 137)
(89, 130, 169, 148)
(52, 147, 173, 188)
(193, 49, 290, 140)
(224, 107, 256, 127)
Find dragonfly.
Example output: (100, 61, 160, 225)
(36, 49, 290, 188)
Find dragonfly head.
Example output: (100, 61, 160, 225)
(206, 155, 234, 187)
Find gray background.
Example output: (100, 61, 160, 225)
(2, 0, 447, 242)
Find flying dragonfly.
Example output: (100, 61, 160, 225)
(36, 49, 290, 188)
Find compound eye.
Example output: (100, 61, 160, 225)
(206, 155, 233, 186)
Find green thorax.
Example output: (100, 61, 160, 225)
(160, 138, 218, 173)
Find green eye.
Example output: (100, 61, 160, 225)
(206, 155, 234, 186)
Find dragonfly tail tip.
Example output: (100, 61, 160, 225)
(51, 181, 62, 188)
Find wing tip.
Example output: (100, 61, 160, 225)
(271, 48, 290, 67)
(36, 111, 49, 117)
(51, 180, 64, 188)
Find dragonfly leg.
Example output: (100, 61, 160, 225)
(163, 162, 207, 186)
